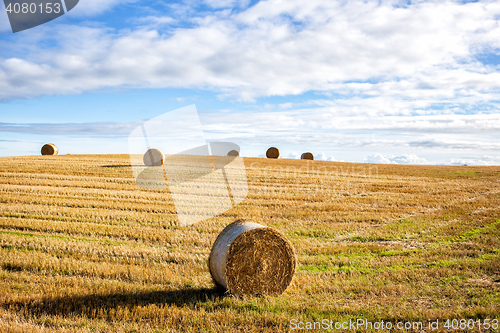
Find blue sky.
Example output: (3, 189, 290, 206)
(0, 0, 499, 165)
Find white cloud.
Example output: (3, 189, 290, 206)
(364, 153, 397, 164)
(364, 153, 429, 164)
(316, 152, 327, 161)
(408, 138, 500, 151)
(315, 152, 336, 161)
(1, 0, 500, 102)
(278, 102, 294, 109)
(68, 0, 139, 17)
(448, 155, 500, 166)
(202, 0, 251, 9)
(391, 154, 430, 164)
(134, 16, 177, 28)
(199, 108, 500, 152)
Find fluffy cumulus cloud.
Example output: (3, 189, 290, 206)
(364, 153, 396, 164)
(364, 153, 429, 164)
(316, 153, 336, 161)
(202, 0, 251, 9)
(1, 0, 500, 103)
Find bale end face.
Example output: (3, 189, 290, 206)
(301, 152, 314, 160)
(41, 144, 58, 156)
(266, 147, 280, 159)
(143, 148, 164, 166)
(209, 220, 296, 297)
(227, 150, 240, 157)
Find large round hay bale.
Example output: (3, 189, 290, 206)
(143, 148, 164, 166)
(209, 220, 296, 296)
(266, 147, 280, 159)
(301, 152, 314, 160)
(227, 150, 239, 157)
(41, 144, 58, 156)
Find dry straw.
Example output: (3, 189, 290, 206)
(209, 220, 297, 297)
(266, 147, 280, 159)
(227, 150, 240, 157)
(41, 144, 58, 156)
(301, 152, 314, 160)
(143, 148, 165, 166)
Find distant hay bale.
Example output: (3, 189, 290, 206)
(143, 148, 164, 166)
(227, 150, 239, 157)
(266, 147, 280, 159)
(301, 152, 314, 160)
(209, 220, 297, 297)
(41, 144, 58, 156)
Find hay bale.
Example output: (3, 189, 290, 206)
(143, 148, 164, 166)
(301, 152, 314, 160)
(209, 220, 296, 296)
(41, 144, 58, 156)
(266, 147, 280, 159)
(227, 150, 239, 157)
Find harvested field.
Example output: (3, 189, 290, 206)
(0, 155, 499, 332)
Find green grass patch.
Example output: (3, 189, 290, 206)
(477, 249, 500, 262)
(379, 249, 417, 257)
(426, 259, 457, 268)
(423, 169, 483, 179)
(448, 220, 500, 243)
(290, 229, 337, 239)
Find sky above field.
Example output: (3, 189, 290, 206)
(0, 0, 499, 165)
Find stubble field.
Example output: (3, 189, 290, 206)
(0, 154, 499, 332)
